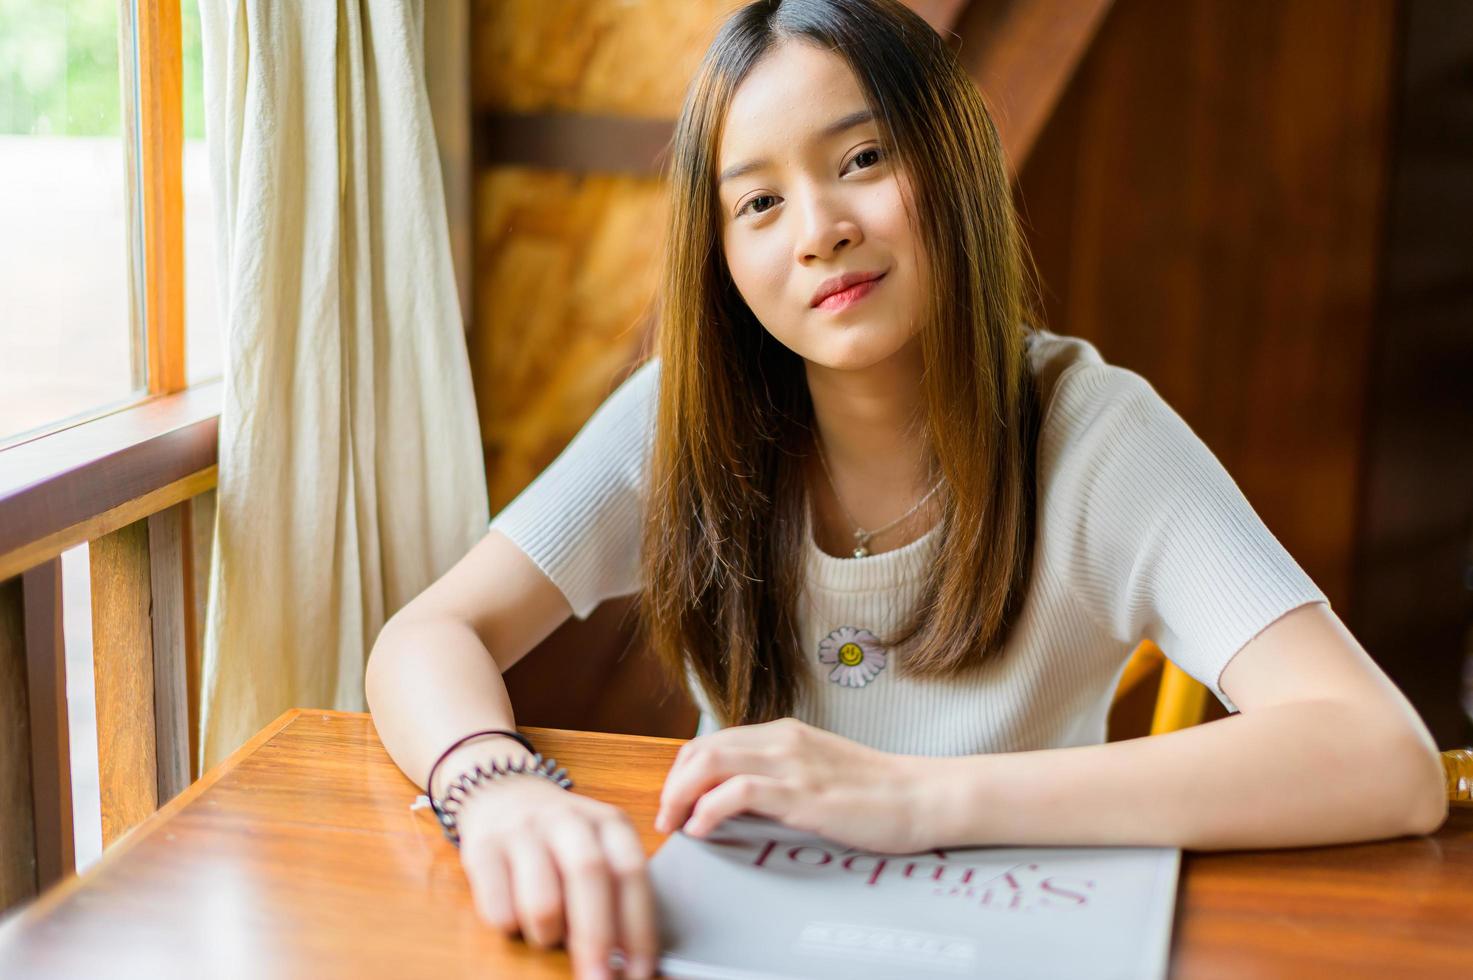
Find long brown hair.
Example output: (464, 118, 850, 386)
(638, 0, 1041, 728)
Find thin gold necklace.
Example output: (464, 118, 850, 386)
(813, 437, 944, 558)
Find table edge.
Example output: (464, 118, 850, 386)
(517, 724, 691, 749)
(6, 714, 689, 921)
(3, 707, 304, 926)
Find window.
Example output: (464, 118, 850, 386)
(0, 0, 140, 444)
(0, 1, 222, 880)
(0, 0, 220, 448)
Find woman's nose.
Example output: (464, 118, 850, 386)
(794, 191, 862, 263)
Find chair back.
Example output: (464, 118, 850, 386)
(1114, 640, 1211, 735)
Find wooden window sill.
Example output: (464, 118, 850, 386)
(0, 382, 221, 581)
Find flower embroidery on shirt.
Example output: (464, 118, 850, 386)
(817, 626, 888, 688)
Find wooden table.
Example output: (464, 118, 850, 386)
(1, 709, 1469, 978)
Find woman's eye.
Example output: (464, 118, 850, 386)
(737, 194, 778, 218)
(846, 146, 885, 172)
(733, 148, 884, 218)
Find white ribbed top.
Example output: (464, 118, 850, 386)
(489, 332, 1327, 755)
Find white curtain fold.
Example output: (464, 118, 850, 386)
(197, 0, 488, 771)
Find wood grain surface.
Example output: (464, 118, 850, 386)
(956, 0, 1115, 172)
(473, 0, 745, 118)
(1015, 0, 1397, 613)
(473, 167, 664, 512)
(145, 505, 191, 805)
(136, 0, 186, 396)
(0, 575, 35, 913)
(89, 520, 159, 847)
(0, 378, 220, 583)
(0, 710, 1468, 978)
(17, 559, 74, 896)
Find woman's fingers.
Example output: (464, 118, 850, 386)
(547, 817, 618, 980)
(462, 838, 517, 933)
(683, 773, 791, 837)
(506, 838, 566, 948)
(597, 817, 659, 979)
(656, 743, 782, 833)
(454, 785, 660, 978)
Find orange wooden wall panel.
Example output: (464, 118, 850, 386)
(473, 0, 744, 117)
(473, 168, 666, 511)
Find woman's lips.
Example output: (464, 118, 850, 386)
(814, 272, 886, 313)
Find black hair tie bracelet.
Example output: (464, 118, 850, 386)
(419, 729, 574, 847)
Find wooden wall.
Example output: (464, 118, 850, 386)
(1018, 0, 1398, 611)
(1347, 0, 1473, 748)
(470, 0, 744, 512)
(1017, 0, 1472, 745)
(470, 1, 751, 737)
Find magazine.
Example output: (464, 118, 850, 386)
(628, 814, 1180, 980)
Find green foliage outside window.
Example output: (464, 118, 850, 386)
(0, 0, 206, 139)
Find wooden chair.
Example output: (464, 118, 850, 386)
(1112, 639, 1208, 735)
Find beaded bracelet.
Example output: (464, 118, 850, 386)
(420, 729, 574, 847)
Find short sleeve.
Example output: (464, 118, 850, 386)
(488, 359, 659, 620)
(1042, 365, 1328, 713)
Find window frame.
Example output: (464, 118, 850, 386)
(0, 1, 216, 579)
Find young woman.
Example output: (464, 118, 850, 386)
(366, 2, 1447, 977)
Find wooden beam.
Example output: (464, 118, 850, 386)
(0, 575, 37, 913)
(186, 491, 214, 779)
(147, 506, 191, 805)
(955, 0, 1116, 174)
(471, 0, 1108, 183)
(23, 559, 74, 891)
(476, 111, 674, 177)
(90, 521, 159, 847)
(0, 467, 217, 586)
(136, 0, 187, 394)
(0, 382, 219, 582)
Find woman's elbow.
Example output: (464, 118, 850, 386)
(1400, 734, 1450, 837)
(365, 611, 416, 701)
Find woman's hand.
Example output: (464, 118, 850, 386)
(454, 775, 657, 980)
(654, 717, 929, 854)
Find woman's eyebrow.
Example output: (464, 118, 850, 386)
(718, 108, 876, 185)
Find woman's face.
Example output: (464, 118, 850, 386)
(716, 40, 927, 373)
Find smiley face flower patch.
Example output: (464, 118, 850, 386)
(817, 626, 888, 688)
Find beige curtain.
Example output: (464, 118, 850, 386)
(196, 0, 488, 771)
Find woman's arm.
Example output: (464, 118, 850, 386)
(365, 529, 573, 795)
(366, 360, 659, 779)
(914, 603, 1449, 851)
(367, 531, 662, 980)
